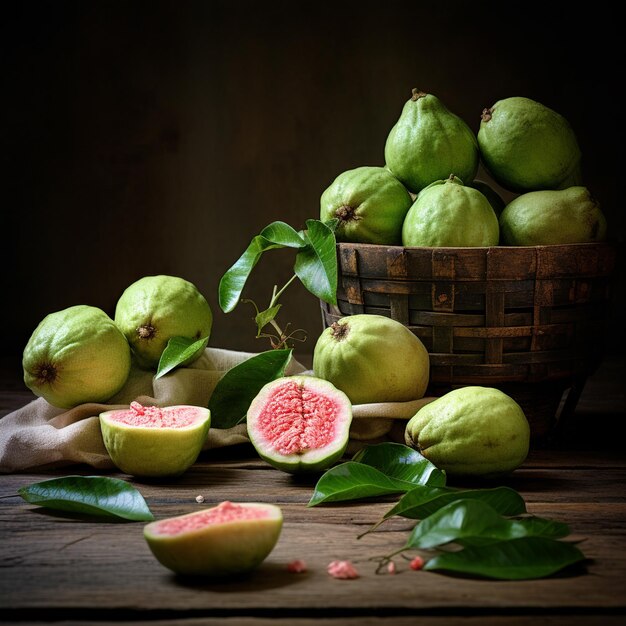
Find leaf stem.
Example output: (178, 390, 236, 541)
(271, 273, 298, 306)
(357, 516, 388, 540)
(263, 273, 299, 348)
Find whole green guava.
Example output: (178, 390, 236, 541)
(385, 88, 479, 194)
(405, 386, 530, 477)
(313, 314, 430, 405)
(402, 175, 499, 247)
(499, 186, 607, 245)
(114, 275, 212, 369)
(22, 305, 131, 409)
(478, 96, 582, 192)
(320, 166, 413, 245)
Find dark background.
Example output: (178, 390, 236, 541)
(2, 0, 623, 379)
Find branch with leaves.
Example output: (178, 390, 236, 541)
(218, 219, 338, 350)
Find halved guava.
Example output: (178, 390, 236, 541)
(99, 402, 210, 477)
(144, 501, 283, 577)
(246, 376, 352, 473)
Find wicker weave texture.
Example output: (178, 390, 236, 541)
(320, 242, 616, 386)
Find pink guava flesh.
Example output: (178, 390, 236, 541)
(106, 401, 200, 428)
(256, 380, 341, 455)
(152, 501, 271, 536)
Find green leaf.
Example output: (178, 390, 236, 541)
(423, 536, 586, 580)
(294, 219, 337, 306)
(218, 222, 307, 313)
(209, 349, 293, 429)
(18, 476, 154, 521)
(406, 499, 570, 550)
(307, 462, 413, 507)
(254, 304, 282, 336)
(352, 442, 446, 488)
(384, 485, 527, 521)
(308, 443, 447, 507)
(155, 336, 209, 379)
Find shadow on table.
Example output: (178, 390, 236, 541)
(170, 561, 307, 591)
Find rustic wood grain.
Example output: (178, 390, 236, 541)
(1, 358, 625, 624)
(2, 459, 625, 619)
(12, 619, 626, 626)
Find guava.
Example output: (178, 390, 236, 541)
(99, 401, 211, 477)
(405, 386, 530, 477)
(144, 501, 282, 577)
(384, 88, 479, 194)
(402, 175, 500, 247)
(468, 179, 506, 217)
(319, 166, 413, 245)
(313, 314, 430, 404)
(478, 96, 582, 192)
(114, 275, 213, 369)
(22, 305, 131, 409)
(246, 376, 352, 473)
(499, 186, 607, 245)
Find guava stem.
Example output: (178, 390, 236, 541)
(411, 88, 427, 101)
(481, 107, 493, 122)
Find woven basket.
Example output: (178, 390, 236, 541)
(320, 242, 617, 443)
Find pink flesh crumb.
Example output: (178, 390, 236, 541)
(257, 380, 339, 455)
(327, 560, 359, 579)
(410, 556, 425, 571)
(154, 501, 270, 535)
(287, 559, 307, 573)
(107, 401, 199, 428)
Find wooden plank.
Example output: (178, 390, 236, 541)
(1, 460, 625, 616)
(1, 358, 624, 622)
(10, 617, 626, 626)
(1, 516, 624, 613)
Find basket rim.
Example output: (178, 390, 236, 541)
(335, 241, 617, 252)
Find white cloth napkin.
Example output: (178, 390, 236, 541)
(0, 347, 435, 473)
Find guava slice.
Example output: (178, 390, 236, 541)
(99, 402, 210, 477)
(144, 501, 283, 577)
(246, 376, 352, 473)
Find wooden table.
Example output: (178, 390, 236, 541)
(1, 357, 625, 625)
